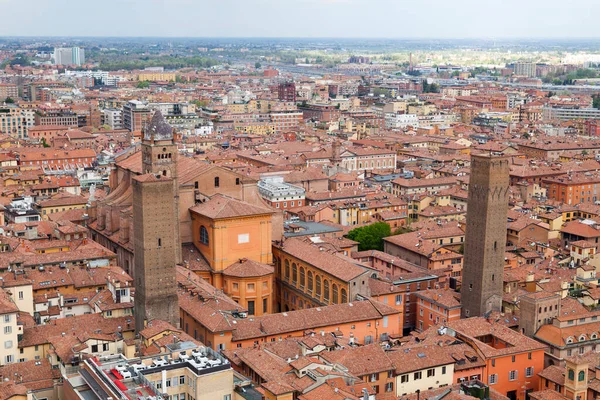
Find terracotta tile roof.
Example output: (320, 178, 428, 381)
(231, 299, 399, 342)
(139, 319, 180, 340)
(387, 344, 456, 375)
(36, 192, 88, 208)
(0, 288, 18, 315)
(528, 390, 570, 400)
(190, 193, 273, 219)
(19, 313, 134, 349)
(0, 382, 28, 400)
(415, 289, 461, 309)
(535, 320, 600, 348)
(561, 221, 600, 239)
(538, 365, 565, 385)
(223, 258, 274, 277)
(276, 237, 372, 282)
(320, 344, 394, 376)
(448, 317, 546, 357)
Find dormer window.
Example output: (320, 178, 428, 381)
(566, 337, 574, 344)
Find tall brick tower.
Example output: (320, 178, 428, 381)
(141, 110, 181, 264)
(133, 173, 179, 332)
(461, 154, 510, 318)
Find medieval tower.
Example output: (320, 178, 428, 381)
(141, 110, 182, 264)
(133, 173, 179, 332)
(461, 154, 510, 318)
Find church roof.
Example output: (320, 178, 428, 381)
(144, 110, 173, 141)
(223, 258, 274, 278)
(190, 194, 274, 219)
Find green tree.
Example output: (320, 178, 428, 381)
(4, 97, 14, 104)
(347, 222, 392, 251)
(255, 62, 262, 69)
(593, 95, 600, 110)
(40, 138, 50, 148)
(136, 81, 150, 89)
(192, 99, 208, 108)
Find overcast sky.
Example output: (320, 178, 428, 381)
(1, 0, 599, 38)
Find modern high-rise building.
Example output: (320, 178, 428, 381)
(461, 154, 510, 318)
(0, 104, 35, 139)
(513, 62, 536, 78)
(278, 82, 296, 102)
(53, 47, 85, 66)
(122, 100, 150, 132)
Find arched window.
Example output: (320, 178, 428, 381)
(300, 267, 305, 288)
(285, 260, 290, 281)
(341, 288, 348, 303)
(332, 284, 339, 304)
(316, 276, 321, 296)
(324, 279, 330, 301)
(567, 337, 574, 344)
(580, 335, 586, 342)
(292, 263, 297, 284)
(307, 271, 314, 293)
(214, 176, 220, 188)
(579, 371, 585, 382)
(298, 300, 303, 309)
(568, 369, 575, 381)
(200, 226, 209, 245)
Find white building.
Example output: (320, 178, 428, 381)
(385, 113, 419, 129)
(54, 47, 85, 66)
(103, 108, 123, 129)
(65, 70, 125, 86)
(542, 107, 600, 121)
(194, 121, 214, 136)
(258, 176, 305, 210)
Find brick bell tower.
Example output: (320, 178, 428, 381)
(141, 110, 181, 264)
(133, 173, 179, 332)
(461, 154, 510, 318)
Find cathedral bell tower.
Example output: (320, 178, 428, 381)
(141, 110, 182, 264)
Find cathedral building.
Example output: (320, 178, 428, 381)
(87, 110, 281, 317)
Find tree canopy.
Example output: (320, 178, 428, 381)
(347, 222, 392, 252)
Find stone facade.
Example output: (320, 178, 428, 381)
(141, 111, 181, 264)
(133, 174, 179, 332)
(461, 154, 510, 318)
(519, 292, 561, 337)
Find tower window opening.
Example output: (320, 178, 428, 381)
(158, 238, 162, 248)
(214, 177, 220, 188)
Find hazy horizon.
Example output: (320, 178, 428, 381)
(1, 0, 599, 39)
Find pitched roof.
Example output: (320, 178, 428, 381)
(231, 299, 399, 341)
(190, 194, 273, 219)
(223, 258, 274, 278)
(276, 237, 372, 282)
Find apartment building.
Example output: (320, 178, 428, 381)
(0, 289, 19, 366)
